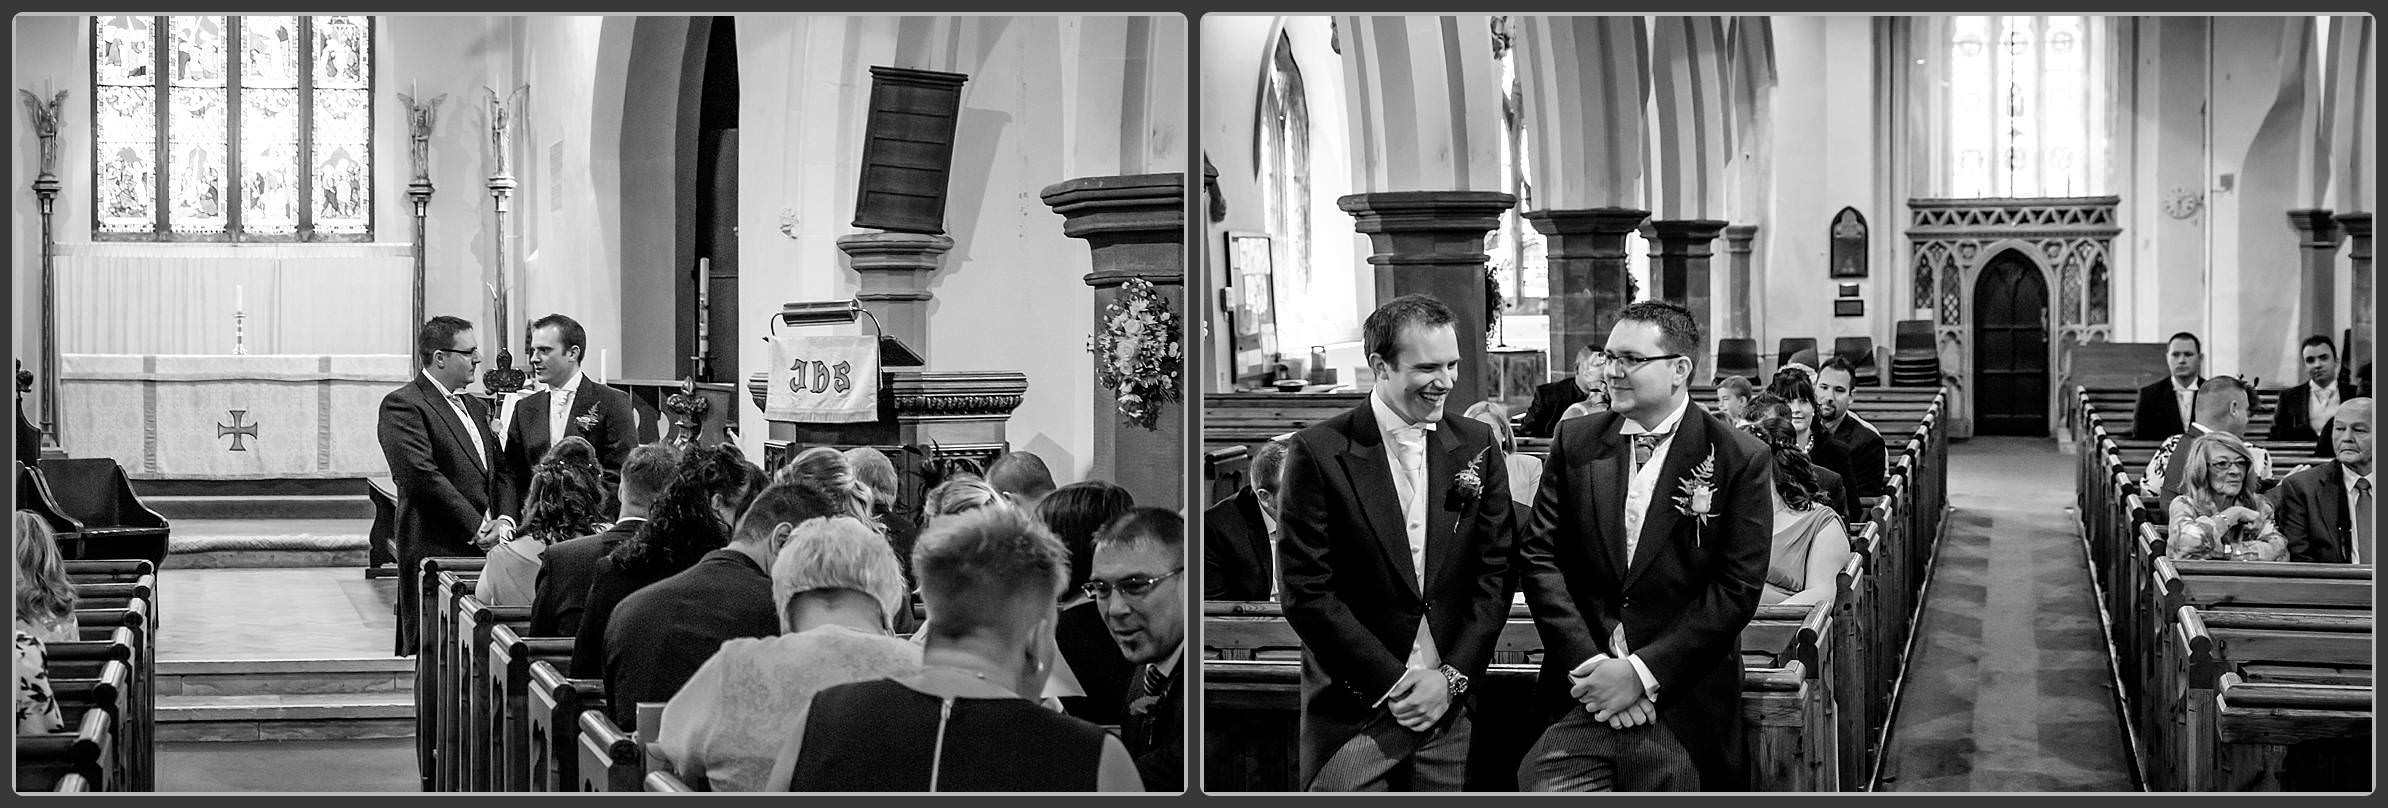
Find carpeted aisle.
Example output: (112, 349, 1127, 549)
(1875, 437, 2136, 792)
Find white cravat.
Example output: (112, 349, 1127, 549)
(1604, 398, 1691, 701)
(1369, 390, 1442, 698)
(2174, 380, 2197, 428)
(2310, 381, 2341, 432)
(423, 372, 488, 471)
(550, 371, 584, 449)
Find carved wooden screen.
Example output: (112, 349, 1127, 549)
(852, 66, 968, 235)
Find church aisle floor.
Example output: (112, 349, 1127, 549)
(1875, 437, 2136, 792)
(158, 739, 418, 792)
(157, 567, 399, 661)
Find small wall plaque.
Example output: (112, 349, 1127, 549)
(1834, 299, 1866, 318)
(1830, 207, 1868, 278)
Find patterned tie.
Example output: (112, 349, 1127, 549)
(2355, 477, 2374, 565)
(1143, 664, 1169, 701)
(1632, 432, 1668, 468)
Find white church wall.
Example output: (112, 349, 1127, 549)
(12, 16, 79, 405)
(1758, 16, 1883, 360)
(2209, 17, 2321, 384)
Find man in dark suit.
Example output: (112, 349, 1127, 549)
(498, 313, 639, 529)
(1205, 437, 1288, 601)
(380, 315, 516, 660)
(529, 442, 679, 637)
(1519, 345, 1601, 438)
(2131, 332, 2206, 440)
(2145, 377, 2271, 505)
(1515, 300, 1774, 792)
(2269, 335, 2360, 457)
(1093, 507, 1188, 792)
(1277, 294, 1516, 791)
(1815, 357, 1888, 499)
(601, 480, 807, 731)
(1764, 372, 1860, 521)
(2272, 398, 2373, 564)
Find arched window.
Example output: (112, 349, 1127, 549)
(92, 15, 374, 241)
(1938, 15, 2109, 198)
(1256, 32, 1311, 308)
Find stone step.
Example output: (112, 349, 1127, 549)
(166, 519, 376, 569)
(149, 494, 374, 521)
(157, 692, 414, 743)
(158, 657, 414, 698)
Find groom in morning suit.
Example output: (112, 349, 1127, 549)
(1276, 294, 1516, 791)
(380, 315, 517, 659)
(1516, 300, 1774, 791)
(496, 313, 639, 534)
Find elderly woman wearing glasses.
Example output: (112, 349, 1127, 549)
(2165, 432, 2289, 562)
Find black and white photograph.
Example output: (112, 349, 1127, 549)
(1197, 14, 2373, 793)
(12, 13, 1190, 793)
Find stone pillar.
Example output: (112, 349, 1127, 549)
(2338, 212, 2373, 371)
(1339, 191, 1518, 409)
(1040, 173, 1186, 507)
(1648, 219, 1729, 343)
(1527, 208, 1648, 374)
(1722, 224, 1760, 341)
(2287, 209, 2344, 343)
(837, 232, 955, 354)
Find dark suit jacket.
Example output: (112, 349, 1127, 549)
(379, 374, 516, 655)
(1807, 428, 1860, 522)
(1203, 488, 1272, 601)
(1058, 599, 1134, 726)
(2271, 462, 2357, 564)
(1276, 404, 1515, 784)
(1823, 412, 1889, 500)
(1122, 655, 1184, 793)
(529, 519, 645, 637)
(502, 375, 639, 519)
(568, 551, 678, 679)
(1517, 404, 1774, 791)
(601, 548, 779, 731)
(2132, 378, 2198, 441)
(1518, 378, 1591, 439)
(2270, 380, 2360, 457)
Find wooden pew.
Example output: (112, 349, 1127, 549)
(577, 710, 645, 792)
(14, 709, 114, 792)
(44, 627, 146, 793)
(646, 769, 697, 792)
(2161, 607, 2372, 791)
(36, 457, 172, 566)
(46, 659, 130, 791)
(490, 624, 575, 792)
(2210, 673, 2371, 791)
(418, 560, 484, 792)
(455, 595, 533, 791)
(72, 601, 152, 791)
(528, 661, 608, 793)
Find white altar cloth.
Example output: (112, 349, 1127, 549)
(59, 354, 413, 480)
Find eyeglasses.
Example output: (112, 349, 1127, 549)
(434, 347, 480, 359)
(1594, 352, 1686, 373)
(2207, 459, 2251, 471)
(1081, 568, 1184, 601)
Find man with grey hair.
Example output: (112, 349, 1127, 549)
(2272, 398, 2375, 564)
(1093, 507, 1187, 791)
(653, 515, 921, 791)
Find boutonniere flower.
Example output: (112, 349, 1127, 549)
(1446, 447, 1491, 513)
(574, 409, 602, 433)
(1672, 449, 1719, 540)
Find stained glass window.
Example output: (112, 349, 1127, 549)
(90, 15, 372, 240)
(1941, 16, 2108, 198)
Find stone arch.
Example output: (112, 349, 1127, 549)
(1334, 15, 1507, 193)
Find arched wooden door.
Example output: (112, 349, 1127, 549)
(1973, 250, 2050, 435)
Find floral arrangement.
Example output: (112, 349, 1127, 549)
(1089, 277, 1183, 430)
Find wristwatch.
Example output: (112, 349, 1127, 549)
(1438, 664, 1470, 698)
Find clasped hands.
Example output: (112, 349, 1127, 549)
(473, 517, 514, 551)
(1569, 655, 1656, 730)
(1381, 667, 1453, 732)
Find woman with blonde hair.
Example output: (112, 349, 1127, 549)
(2166, 432, 2288, 561)
(777, 446, 875, 521)
(13, 512, 77, 643)
(923, 475, 1003, 522)
(1462, 400, 1543, 507)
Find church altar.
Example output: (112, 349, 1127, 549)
(58, 354, 412, 480)
(53, 242, 413, 355)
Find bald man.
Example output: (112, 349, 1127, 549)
(2271, 398, 2375, 564)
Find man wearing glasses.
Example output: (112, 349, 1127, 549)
(378, 316, 518, 669)
(1089, 507, 1188, 792)
(1515, 299, 1773, 792)
(1276, 293, 1516, 791)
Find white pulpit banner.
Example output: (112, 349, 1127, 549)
(765, 336, 880, 423)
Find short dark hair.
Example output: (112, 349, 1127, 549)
(1745, 392, 1792, 422)
(1766, 368, 1819, 405)
(2197, 375, 2254, 412)
(1614, 300, 1701, 369)
(1363, 294, 1457, 367)
(733, 481, 858, 547)
(2299, 335, 2338, 356)
(1716, 375, 1753, 396)
(1093, 506, 1184, 553)
(1818, 356, 1857, 383)
(620, 443, 684, 512)
(986, 451, 1057, 499)
(417, 315, 474, 366)
(530, 313, 587, 363)
(2166, 332, 2203, 354)
(1250, 438, 1291, 495)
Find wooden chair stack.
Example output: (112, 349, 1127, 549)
(2072, 387, 2373, 792)
(1199, 387, 1953, 792)
(16, 559, 161, 792)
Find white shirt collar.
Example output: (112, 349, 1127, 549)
(551, 369, 586, 397)
(2313, 379, 2339, 397)
(1620, 397, 1693, 437)
(422, 371, 463, 400)
(2174, 377, 2200, 393)
(2343, 465, 2373, 495)
(1370, 388, 1437, 442)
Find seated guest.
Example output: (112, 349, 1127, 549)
(604, 479, 853, 731)
(2145, 376, 2273, 504)
(531, 442, 679, 637)
(654, 515, 922, 791)
(1741, 418, 1853, 607)
(569, 444, 766, 679)
(844, 447, 923, 581)
(13, 512, 78, 644)
(2131, 332, 2205, 440)
(2166, 432, 2288, 561)
(987, 450, 1058, 511)
(2270, 335, 2359, 457)
(924, 475, 1003, 522)
(1039, 481, 1139, 725)
(1091, 508, 1187, 792)
(2272, 398, 2374, 563)
(1465, 400, 1544, 507)
(1520, 345, 1601, 438)
(770, 506, 1143, 791)
(14, 624, 61, 734)
(1765, 370, 1859, 521)
(477, 437, 611, 607)
(1204, 438, 1286, 601)
(1557, 387, 1612, 425)
(1714, 375, 1755, 426)
(1814, 357, 1889, 499)
(1749, 393, 1849, 519)
(775, 446, 874, 520)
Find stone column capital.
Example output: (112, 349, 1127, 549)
(1041, 173, 1185, 289)
(2287, 209, 2343, 247)
(1649, 219, 1731, 249)
(1722, 223, 1760, 251)
(1339, 191, 1516, 246)
(2334, 211, 2372, 243)
(1526, 208, 1649, 261)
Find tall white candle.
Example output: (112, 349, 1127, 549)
(236, 284, 244, 313)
